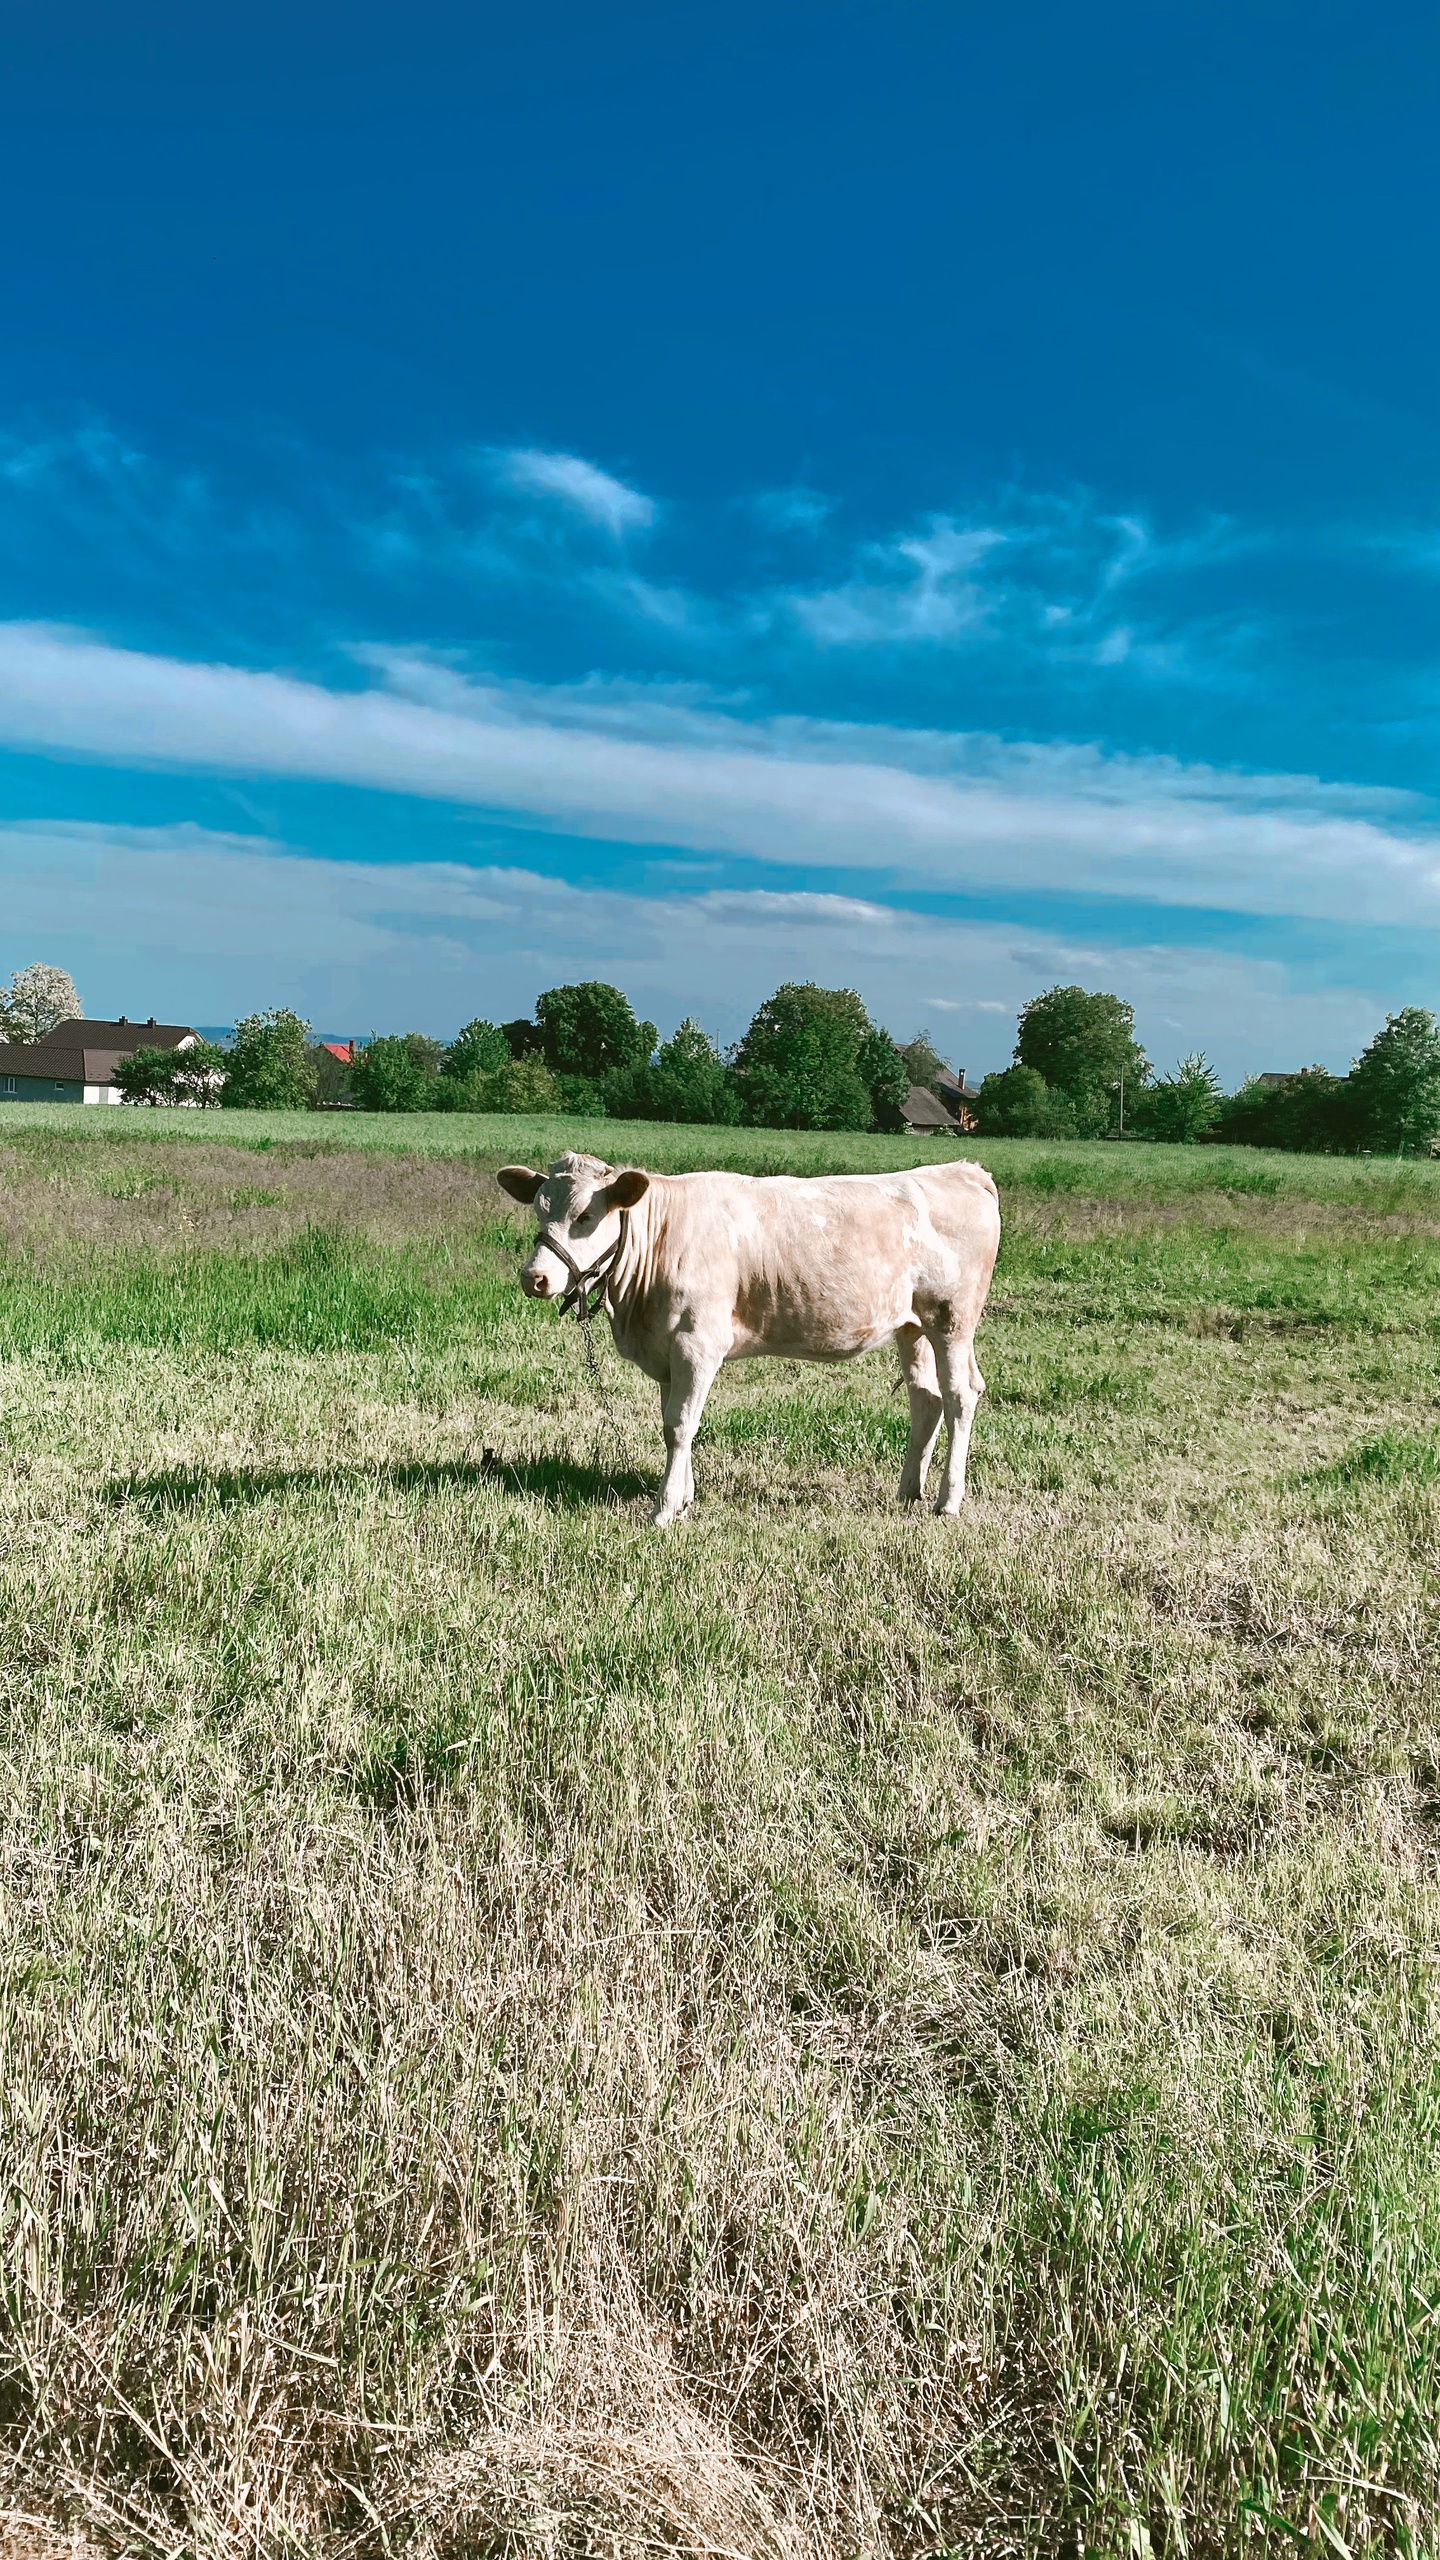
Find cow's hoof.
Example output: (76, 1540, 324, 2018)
(649, 1500, 691, 1528)
(933, 1500, 964, 1520)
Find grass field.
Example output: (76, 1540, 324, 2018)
(4, 1106, 1440, 2559)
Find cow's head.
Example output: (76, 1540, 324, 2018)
(496, 1151, 651, 1301)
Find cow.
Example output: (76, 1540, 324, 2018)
(496, 1151, 1001, 1527)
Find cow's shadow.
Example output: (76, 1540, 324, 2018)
(101, 1449, 653, 1516)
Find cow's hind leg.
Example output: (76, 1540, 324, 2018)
(895, 1324, 944, 1505)
(653, 1338, 723, 1527)
(930, 1329, 984, 1516)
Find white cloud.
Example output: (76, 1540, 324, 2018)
(0, 818, 1386, 1080)
(791, 520, 1005, 646)
(499, 448, 654, 538)
(2, 624, 1439, 938)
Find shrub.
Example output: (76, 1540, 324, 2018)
(1215, 1068, 1348, 1153)
(606, 1019, 742, 1125)
(349, 1035, 443, 1114)
(976, 1065, 1076, 1137)
(113, 1042, 228, 1107)
(1130, 1053, 1223, 1144)
(221, 1010, 317, 1110)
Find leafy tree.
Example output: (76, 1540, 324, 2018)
(501, 1017, 545, 1059)
(0, 963, 82, 1043)
(442, 1018, 510, 1081)
(534, 983, 657, 1082)
(1215, 1068, 1347, 1153)
(1345, 1008, 1440, 1155)
(480, 1055, 564, 1113)
(899, 1032, 951, 1092)
(434, 1053, 564, 1113)
(733, 983, 894, 1131)
(349, 1033, 443, 1113)
(1131, 1053, 1223, 1145)
(113, 1041, 227, 1107)
(606, 1019, 742, 1124)
(859, 1025, 911, 1133)
(221, 1009, 317, 1110)
(1014, 985, 1147, 1136)
(975, 1064, 1075, 1138)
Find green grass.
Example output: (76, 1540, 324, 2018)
(3, 1116, 1440, 2557)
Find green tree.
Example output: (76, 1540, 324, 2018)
(899, 1031, 950, 1093)
(1131, 1053, 1223, 1144)
(349, 1033, 443, 1113)
(606, 1018, 742, 1124)
(1215, 1068, 1348, 1153)
(0, 962, 82, 1044)
(859, 1025, 911, 1132)
(501, 1017, 544, 1059)
(113, 1040, 227, 1107)
(733, 983, 883, 1131)
(480, 1055, 564, 1113)
(975, 1064, 1075, 1138)
(534, 983, 657, 1082)
(221, 1010, 316, 1110)
(442, 1018, 510, 1081)
(1345, 1009, 1440, 1155)
(1014, 985, 1147, 1136)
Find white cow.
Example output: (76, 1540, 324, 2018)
(497, 1151, 1001, 1527)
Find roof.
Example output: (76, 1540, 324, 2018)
(320, 1041, 354, 1062)
(1256, 1072, 1298, 1088)
(0, 1017, 196, 1084)
(901, 1083, 961, 1131)
(934, 1066, 981, 1101)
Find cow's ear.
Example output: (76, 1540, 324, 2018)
(496, 1165, 542, 1203)
(606, 1167, 650, 1210)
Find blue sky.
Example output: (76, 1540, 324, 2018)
(3, 0, 1440, 1078)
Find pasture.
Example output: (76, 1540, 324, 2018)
(3, 1106, 1440, 2558)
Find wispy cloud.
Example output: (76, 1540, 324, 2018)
(498, 447, 655, 538)
(0, 816, 1389, 1078)
(2, 624, 1438, 933)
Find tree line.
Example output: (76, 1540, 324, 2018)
(18, 961, 1440, 1153)
(115, 982, 923, 1130)
(973, 985, 1440, 1155)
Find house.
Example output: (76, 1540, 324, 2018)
(0, 1016, 199, 1105)
(901, 1084, 963, 1134)
(320, 1041, 355, 1064)
(932, 1066, 983, 1132)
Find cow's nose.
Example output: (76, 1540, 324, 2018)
(522, 1268, 551, 1298)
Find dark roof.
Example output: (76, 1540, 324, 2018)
(1256, 1071, 1298, 1088)
(901, 1084, 961, 1131)
(0, 1017, 196, 1083)
(933, 1066, 981, 1101)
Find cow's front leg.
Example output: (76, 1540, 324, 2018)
(652, 1339, 722, 1526)
(931, 1331, 984, 1517)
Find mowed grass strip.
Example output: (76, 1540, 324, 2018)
(2, 1123, 1440, 2557)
